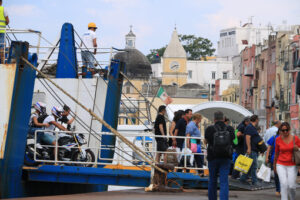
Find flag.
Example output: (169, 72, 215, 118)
(157, 86, 173, 105)
(155, 53, 159, 58)
(242, 40, 248, 45)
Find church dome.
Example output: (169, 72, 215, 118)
(180, 83, 204, 89)
(114, 48, 152, 79)
(126, 29, 136, 37)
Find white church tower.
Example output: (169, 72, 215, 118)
(125, 25, 136, 49)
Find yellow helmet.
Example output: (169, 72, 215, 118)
(88, 22, 97, 29)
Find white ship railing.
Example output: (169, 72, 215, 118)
(4, 28, 123, 72)
(30, 130, 208, 172)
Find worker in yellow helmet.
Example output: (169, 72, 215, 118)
(0, 0, 9, 64)
(80, 22, 98, 69)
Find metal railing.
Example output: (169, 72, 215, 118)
(30, 130, 207, 171)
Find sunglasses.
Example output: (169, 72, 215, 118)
(281, 129, 289, 132)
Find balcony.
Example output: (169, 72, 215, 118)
(251, 79, 258, 88)
(279, 102, 289, 112)
(244, 62, 254, 76)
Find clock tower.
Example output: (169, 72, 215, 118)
(162, 28, 187, 86)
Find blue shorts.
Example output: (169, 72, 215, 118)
(81, 50, 96, 69)
(0, 33, 5, 49)
(28, 127, 44, 143)
(41, 133, 55, 145)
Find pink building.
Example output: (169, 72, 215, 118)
(214, 79, 221, 101)
(290, 35, 300, 132)
(241, 45, 256, 112)
(265, 35, 277, 128)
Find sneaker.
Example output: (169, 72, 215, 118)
(275, 192, 280, 197)
(36, 143, 43, 149)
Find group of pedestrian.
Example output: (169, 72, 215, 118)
(154, 106, 204, 173)
(154, 106, 300, 200)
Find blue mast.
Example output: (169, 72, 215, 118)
(56, 23, 78, 78)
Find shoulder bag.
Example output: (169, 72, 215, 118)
(254, 135, 267, 153)
(292, 136, 300, 166)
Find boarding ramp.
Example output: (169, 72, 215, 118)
(24, 130, 275, 191)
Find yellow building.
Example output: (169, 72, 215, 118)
(116, 27, 209, 126)
(162, 29, 188, 86)
(221, 84, 240, 104)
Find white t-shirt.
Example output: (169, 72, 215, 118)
(43, 115, 56, 136)
(263, 126, 278, 144)
(29, 113, 38, 126)
(81, 30, 97, 51)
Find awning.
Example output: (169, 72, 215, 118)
(167, 101, 253, 124)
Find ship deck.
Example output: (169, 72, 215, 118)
(6, 188, 300, 200)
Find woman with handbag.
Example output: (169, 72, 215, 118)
(274, 122, 300, 200)
(266, 129, 281, 196)
(186, 113, 204, 176)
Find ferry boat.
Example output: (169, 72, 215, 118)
(0, 23, 264, 199)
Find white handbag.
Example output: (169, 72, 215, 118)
(257, 163, 271, 182)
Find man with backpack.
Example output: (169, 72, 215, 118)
(205, 111, 235, 200)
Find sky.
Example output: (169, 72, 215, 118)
(5, 0, 300, 55)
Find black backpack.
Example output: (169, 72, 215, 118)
(37, 114, 48, 124)
(213, 125, 232, 157)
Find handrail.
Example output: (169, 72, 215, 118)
(30, 129, 207, 172)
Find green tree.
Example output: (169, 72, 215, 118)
(179, 35, 215, 60)
(146, 35, 215, 63)
(146, 46, 166, 64)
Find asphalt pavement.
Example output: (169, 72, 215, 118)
(8, 188, 300, 200)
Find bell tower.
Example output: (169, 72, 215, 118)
(162, 28, 187, 86)
(125, 25, 136, 49)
